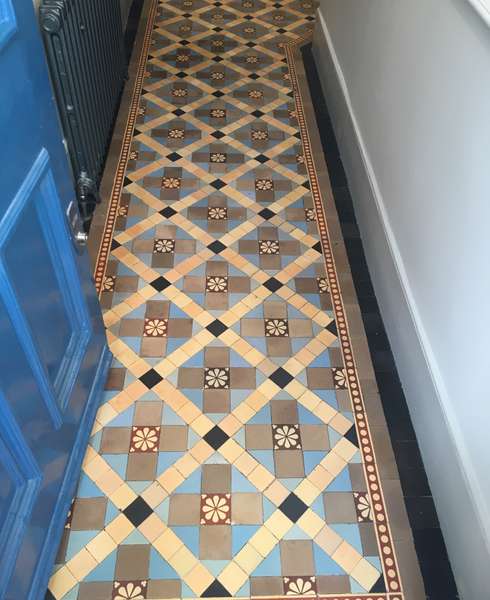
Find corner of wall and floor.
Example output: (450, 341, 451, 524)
(311, 4, 490, 600)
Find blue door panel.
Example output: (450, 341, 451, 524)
(0, 0, 110, 597)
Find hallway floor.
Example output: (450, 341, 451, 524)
(49, 1, 423, 598)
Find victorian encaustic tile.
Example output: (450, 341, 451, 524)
(49, 1, 421, 599)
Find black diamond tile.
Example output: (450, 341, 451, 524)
(371, 576, 387, 593)
(150, 276, 171, 291)
(325, 319, 337, 337)
(244, 14, 254, 20)
(202, 580, 231, 597)
(207, 240, 227, 254)
(213, 26, 223, 32)
(180, 40, 190, 46)
(270, 367, 293, 388)
(173, 108, 185, 116)
(249, 73, 259, 80)
(140, 368, 163, 389)
(213, 56, 224, 62)
(206, 319, 227, 337)
(254, 153, 269, 164)
(214, 1, 222, 5)
(111, 239, 121, 251)
(294, 132, 301, 139)
(273, 2, 282, 7)
(259, 208, 276, 220)
(251, 109, 264, 118)
(45, 591, 56, 600)
(287, 91, 294, 98)
(166, 151, 182, 162)
(204, 425, 229, 450)
(263, 277, 282, 292)
(210, 178, 226, 189)
(176, 71, 188, 78)
(211, 130, 226, 140)
(306, 15, 315, 21)
(302, 180, 310, 189)
(160, 206, 177, 218)
(279, 493, 308, 522)
(123, 496, 153, 527)
(124, 176, 132, 187)
(213, 90, 225, 97)
(344, 425, 359, 447)
(183, 12, 191, 17)
(277, 27, 286, 34)
(313, 241, 322, 253)
(246, 41, 256, 48)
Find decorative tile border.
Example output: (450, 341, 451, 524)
(283, 39, 402, 597)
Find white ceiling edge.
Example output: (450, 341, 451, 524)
(466, 0, 490, 26)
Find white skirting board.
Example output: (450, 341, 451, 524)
(311, 9, 490, 599)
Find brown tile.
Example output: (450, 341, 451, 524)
(100, 427, 131, 454)
(250, 577, 284, 596)
(299, 424, 329, 450)
(166, 318, 193, 338)
(228, 277, 250, 293)
(119, 318, 144, 337)
(206, 292, 228, 310)
(263, 301, 287, 318)
(159, 425, 188, 451)
(323, 491, 357, 523)
(270, 400, 298, 424)
(126, 453, 157, 480)
(245, 425, 273, 449)
(147, 580, 182, 598)
(306, 367, 334, 389)
(77, 581, 114, 600)
(229, 367, 255, 389)
(114, 276, 138, 292)
(201, 464, 231, 493)
(70, 497, 107, 531)
(133, 401, 163, 426)
(178, 367, 204, 388)
(140, 337, 167, 357)
(349, 463, 368, 492)
(145, 300, 170, 318)
(232, 493, 263, 524)
(199, 525, 231, 559)
(288, 319, 313, 338)
(279, 540, 314, 576)
(54, 529, 69, 564)
(168, 494, 201, 525)
(241, 318, 264, 337)
(114, 544, 151, 581)
(359, 522, 379, 555)
(266, 337, 292, 357)
(183, 276, 205, 292)
(274, 450, 304, 478)
(203, 389, 230, 413)
(204, 347, 229, 367)
(316, 575, 351, 594)
(105, 368, 126, 390)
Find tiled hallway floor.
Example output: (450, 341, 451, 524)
(49, 1, 423, 598)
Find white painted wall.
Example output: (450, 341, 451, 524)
(312, 1, 490, 598)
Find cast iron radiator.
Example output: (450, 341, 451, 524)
(40, 0, 125, 224)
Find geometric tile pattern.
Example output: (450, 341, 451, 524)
(50, 0, 404, 598)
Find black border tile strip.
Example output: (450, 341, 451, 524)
(301, 42, 459, 600)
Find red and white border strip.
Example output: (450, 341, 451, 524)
(94, 0, 159, 293)
(284, 39, 403, 599)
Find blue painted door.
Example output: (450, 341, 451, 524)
(0, 1, 110, 598)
